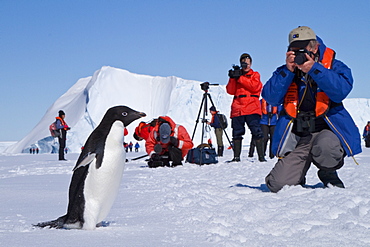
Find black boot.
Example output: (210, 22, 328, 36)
(248, 139, 255, 157)
(227, 139, 241, 163)
(255, 138, 267, 162)
(318, 170, 345, 188)
(217, 146, 224, 157)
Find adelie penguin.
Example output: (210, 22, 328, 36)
(34, 106, 146, 230)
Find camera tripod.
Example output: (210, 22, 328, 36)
(190, 82, 233, 149)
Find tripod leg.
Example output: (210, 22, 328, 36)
(191, 94, 207, 141)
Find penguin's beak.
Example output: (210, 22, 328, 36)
(138, 112, 146, 118)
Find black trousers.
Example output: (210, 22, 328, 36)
(231, 114, 263, 140)
(58, 130, 66, 160)
(262, 124, 275, 158)
(365, 135, 370, 148)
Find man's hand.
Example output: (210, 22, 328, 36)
(170, 136, 179, 147)
(286, 51, 297, 72)
(297, 53, 315, 73)
(154, 144, 162, 154)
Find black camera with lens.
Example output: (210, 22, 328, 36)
(294, 48, 309, 65)
(228, 62, 248, 78)
(201, 118, 208, 123)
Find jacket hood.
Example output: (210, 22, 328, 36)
(316, 35, 327, 61)
(156, 116, 177, 131)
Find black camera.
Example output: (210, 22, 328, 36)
(228, 62, 248, 78)
(200, 82, 218, 91)
(294, 48, 309, 65)
(201, 118, 208, 123)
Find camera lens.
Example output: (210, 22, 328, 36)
(294, 53, 307, 65)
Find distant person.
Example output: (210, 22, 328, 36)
(207, 106, 225, 157)
(146, 116, 193, 168)
(36, 147, 39, 154)
(363, 121, 370, 148)
(248, 97, 281, 159)
(134, 142, 140, 152)
(226, 53, 266, 162)
(260, 99, 281, 159)
(262, 26, 361, 192)
(56, 110, 70, 161)
(128, 142, 133, 152)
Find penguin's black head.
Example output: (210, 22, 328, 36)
(105, 106, 146, 127)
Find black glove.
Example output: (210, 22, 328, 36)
(154, 144, 162, 154)
(228, 69, 236, 78)
(170, 136, 179, 147)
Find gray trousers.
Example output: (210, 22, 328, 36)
(265, 129, 344, 193)
(214, 128, 224, 147)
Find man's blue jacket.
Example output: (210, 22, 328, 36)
(262, 36, 361, 157)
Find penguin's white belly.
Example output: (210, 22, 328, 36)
(82, 121, 126, 230)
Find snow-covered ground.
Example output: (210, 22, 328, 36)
(1, 143, 370, 246)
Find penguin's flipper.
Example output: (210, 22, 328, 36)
(72, 152, 96, 171)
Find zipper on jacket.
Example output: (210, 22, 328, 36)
(324, 116, 359, 165)
(276, 119, 294, 158)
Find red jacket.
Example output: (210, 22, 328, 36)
(145, 116, 193, 158)
(226, 69, 262, 118)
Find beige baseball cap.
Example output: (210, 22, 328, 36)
(288, 26, 316, 48)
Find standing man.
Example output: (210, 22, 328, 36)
(134, 142, 140, 152)
(262, 26, 361, 192)
(248, 99, 281, 159)
(363, 121, 370, 148)
(207, 106, 225, 157)
(56, 110, 70, 161)
(226, 53, 266, 162)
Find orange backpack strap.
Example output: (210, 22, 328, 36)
(262, 99, 278, 115)
(284, 82, 298, 118)
(321, 47, 336, 69)
(261, 99, 267, 115)
(271, 106, 278, 114)
(315, 47, 335, 117)
(316, 91, 330, 117)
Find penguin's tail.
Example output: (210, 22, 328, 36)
(33, 215, 67, 229)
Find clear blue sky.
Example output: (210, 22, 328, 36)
(1, 0, 369, 141)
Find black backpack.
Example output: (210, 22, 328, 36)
(217, 114, 228, 129)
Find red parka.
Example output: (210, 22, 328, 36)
(226, 69, 263, 118)
(145, 116, 193, 158)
